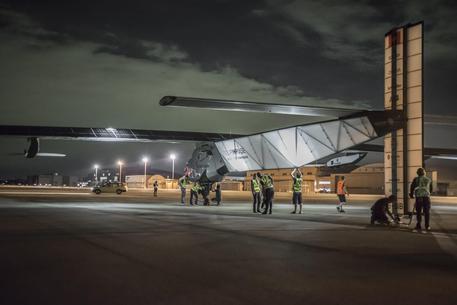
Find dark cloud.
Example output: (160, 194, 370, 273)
(3, 0, 456, 109)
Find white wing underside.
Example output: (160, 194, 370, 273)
(215, 116, 377, 171)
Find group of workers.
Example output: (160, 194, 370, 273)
(176, 166, 433, 231)
(370, 167, 432, 231)
(178, 175, 221, 206)
(251, 168, 343, 215)
(250, 168, 304, 214)
(336, 167, 433, 231)
(251, 171, 275, 214)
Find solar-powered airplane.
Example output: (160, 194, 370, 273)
(1, 95, 454, 180)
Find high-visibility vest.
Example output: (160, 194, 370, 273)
(191, 184, 200, 192)
(262, 175, 273, 189)
(337, 180, 346, 195)
(414, 176, 431, 197)
(179, 177, 188, 188)
(252, 179, 261, 192)
(293, 177, 302, 192)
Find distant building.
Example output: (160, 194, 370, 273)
(125, 175, 178, 189)
(125, 175, 150, 188)
(98, 168, 117, 182)
(219, 179, 244, 191)
(63, 176, 80, 186)
(27, 174, 80, 186)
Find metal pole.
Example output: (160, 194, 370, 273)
(172, 159, 175, 180)
(119, 164, 122, 183)
(402, 26, 409, 215)
(390, 29, 398, 217)
(144, 162, 147, 189)
(95, 167, 98, 182)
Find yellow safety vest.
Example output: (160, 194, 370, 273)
(262, 175, 273, 188)
(414, 176, 431, 197)
(293, 177, 302, 192)
(179, 177, 188, 188)
(252, 179, 261, 192)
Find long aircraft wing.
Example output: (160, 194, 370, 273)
(0, 97, 402, 169)
(160, 96, 366, 118)
(0, 97, 375, 143)
(0, 125, 243, 142)
(2, 96, 456, 168)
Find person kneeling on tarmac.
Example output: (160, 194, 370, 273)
(370, 194, 397, 225)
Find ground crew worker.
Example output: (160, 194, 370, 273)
(260, 173, 274, 214)
(213, 182, 221, 206)
(257, 172, 266, 211)
(251, 173, 262, 213)
(201, 182, 210, 206)
(370, 195, 396, 225)
(190, 181, 201, 206)
(178, 174, 189, 204)
(153, 180, 158, 197)
(291, 168, 303, 214)
(409, 167, 433, 231)
(336, 176, 348, 213)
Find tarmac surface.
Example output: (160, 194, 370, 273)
(1, 187, 456, 305)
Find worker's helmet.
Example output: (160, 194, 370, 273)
(416, 167, 425, 176)
(256, 172, 261, 178)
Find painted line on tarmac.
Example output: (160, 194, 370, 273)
(0, 191, 91, 195)
(431, 232, 457, 259)
(301, 210, 368, 218)
(72, 204, 369, 230)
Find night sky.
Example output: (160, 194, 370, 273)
(1, 0, 457, 178)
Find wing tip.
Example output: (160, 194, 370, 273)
(36, 153, 67, 157)
(159, 96, 176, 106)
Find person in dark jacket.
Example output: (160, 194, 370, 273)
(370, 195, 396, 225)
(259, 173, 274, 214)
(291, 168, 303, 214)
(200, 182, 211, 206)
(153, 180, 158, 197)
(409, 167, 433, 231)
(213, 182, 222, 206)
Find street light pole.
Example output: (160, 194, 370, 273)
(142, 157, 149, 189)
(117, 160, 123, 183)
(94, 164, 99, 183)
(170, 154, 176, 180)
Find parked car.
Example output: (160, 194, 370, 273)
(92, 182, 127, 195)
